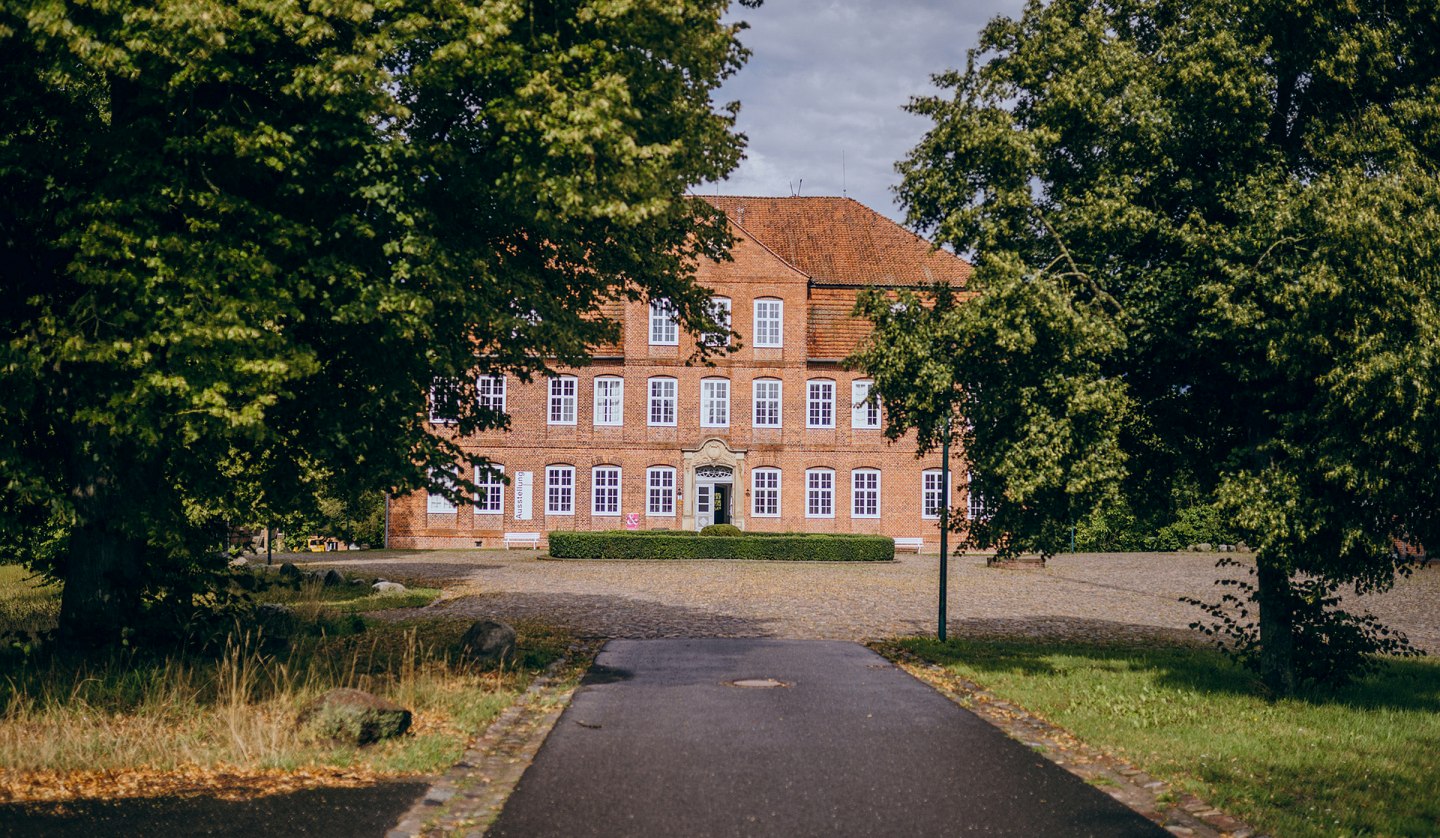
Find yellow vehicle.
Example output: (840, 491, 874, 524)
(306, 536, 340, 552)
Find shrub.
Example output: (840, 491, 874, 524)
(699, 524, 742, 537)
(548, 530, 893, 561)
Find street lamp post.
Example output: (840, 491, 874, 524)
(938, 416, 951, 641)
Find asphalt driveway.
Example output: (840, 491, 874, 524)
(488, 638, 1167, 837)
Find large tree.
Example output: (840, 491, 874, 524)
(857, 0, 1440, 693)
(0, 0, 756, 645)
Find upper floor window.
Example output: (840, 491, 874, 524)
(852, 469, 880, 518)
(752, 468, 781, 517)
(649, 299, 678, 345)
(807, 379, 835, 428)
(545, 465, 575, 515)
(806, 468, 835, 518)
(753, 378, 782, 428)
(477, 375, 506, 414)
(701, 378, 730, 428)
(648, 377, 677, 426)
(426, 466, 459, 514)
(851, 380, 880, 429)
(594, 376, 624, 426)
(474, 464, 505, 515)
(548, 376, 577, 425)
(592, 466, 621, 516)
(429, 378, 459, 425)
(705, 297, 732, 347)
(922, 469, 949, 519)
(753, 298, 783, 348)
(647, 466, 676, 516)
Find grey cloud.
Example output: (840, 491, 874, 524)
(707, 0, 1025, 224)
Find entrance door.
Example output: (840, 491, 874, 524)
(696, 484, 713, 530)
(713, 484, 731, 525)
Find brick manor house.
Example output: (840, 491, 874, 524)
(386, 196, 975, 549)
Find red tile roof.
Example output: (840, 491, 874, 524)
(701, 196, 970, 358)
(701, 196, 972, 287)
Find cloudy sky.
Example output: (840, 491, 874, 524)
(708, 0, 1025, 225)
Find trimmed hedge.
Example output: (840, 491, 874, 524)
(548, 530, 894, 561)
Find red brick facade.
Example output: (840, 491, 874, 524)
(387, 197, 974, 549)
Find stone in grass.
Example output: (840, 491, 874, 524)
(459, 620, 517, 668)
(373, 581, 407, 593)
(322, 568, 346, 587)
(297, 688, 412, 746)
(278, 561, 301, 580)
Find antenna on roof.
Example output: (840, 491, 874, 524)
(842, 150, 847, 196)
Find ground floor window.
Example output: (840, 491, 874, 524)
(546, 465, 574, 515)
(593, 466, 621, 516)
(806, 469, 834, 518)
(647, 466, 676, 515)
(474, 464, 504, 515)
(852, 469, 880, 518)
(752, 468, 780, 517)
(922, 469, 947, 519)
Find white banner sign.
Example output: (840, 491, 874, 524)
(514, 471, 533, 520)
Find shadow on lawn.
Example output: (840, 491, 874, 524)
(897, 617, 1440, 712)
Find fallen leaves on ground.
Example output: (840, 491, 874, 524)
(0, 763, 400, 805)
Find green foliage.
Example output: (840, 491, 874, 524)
(861, 0, 1440, 692)
(699, 523, 743, 537)
(1183, 559, 1422, 689)
(0, 0, 754, 644)
(548, 530, 894, 561)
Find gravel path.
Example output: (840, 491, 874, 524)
(304, 550, 1440, 652)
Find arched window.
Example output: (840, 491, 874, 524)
(548, 376, 577, 425)
(648, 377, 677, 426)
(649, 299, 678, 345)
(805, 468, 835, 518)
(753, 378, 782, 428)
(545, 465, 575, 515)
(807, 379, 836, 428)
(922, 469, 949, 519)
(647, 466, 676, 516)
(700, 377, 730, 427)
(753, 298, 783, 347)
(851, 380, 880, 429)
(592, 466, 621, 516)
(474, 464, 504, 515)
(851, 469, 881, 518)
(705, 296, 732, 346)
(594, 376, 623, 426)
(752, 468, 781, 517)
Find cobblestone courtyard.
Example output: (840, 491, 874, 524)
(311, 550, 1440, 653)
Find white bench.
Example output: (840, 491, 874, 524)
(503, 532, 541, 550)
(894, 537, 925, 553)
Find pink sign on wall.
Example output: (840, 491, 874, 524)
(624, 513, 640, 530)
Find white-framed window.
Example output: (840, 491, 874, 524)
(545, 465, 575, 515)
(705, 296, 732, 346)
(922, 469, 950, 519)
(806, 468, 835, 518)
(649, 299, 678, 345)
(647, 466, 676, 516)
(852, 469, 880, 518)
(476, 375, 506, 414)
(592, 466, 621, 516)
(548, 376, 577, 425)
(753, 298, 783, 348)
(474, 464, 505, 515)
(429, 378, 459, 425)
(426, 466, 459, 514)
(807, 379, 835, 428)
(851, 380, 880, 429)
(648, 377, 677, 426)
(594, 376, 624, 426)
(700, 377, 730, 427)
(752, 468, 781, 517)
(967, 471, 986, 521)
(753, 378, 782, 428)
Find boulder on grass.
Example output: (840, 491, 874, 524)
(278, 561, 301, 580)
(297, 688, 412, 746)
(372, 581, 407, 594)
(229, 556, 249, 568)
(322, 568, 346, 587)
(459, 620, 517, 668)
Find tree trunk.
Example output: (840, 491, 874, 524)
(57, 521, 144, 647)
(1254, 554, 1297, 696)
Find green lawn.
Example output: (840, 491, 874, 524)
(885, 638, 1440, 837)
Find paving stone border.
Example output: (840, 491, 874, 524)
(883, 647, 1264, 838)
(386, 642, 601, 838)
